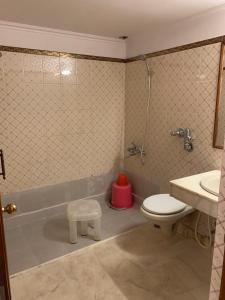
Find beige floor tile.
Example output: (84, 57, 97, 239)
(11, 224, 212, 300)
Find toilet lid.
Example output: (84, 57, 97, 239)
(142, 194, 186, 215)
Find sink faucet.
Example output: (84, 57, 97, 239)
(170, 128, 193, 152)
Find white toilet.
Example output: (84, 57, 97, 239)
(141, 194, 194, 235)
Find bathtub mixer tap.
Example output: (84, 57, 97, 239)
(170, 128, 193, 152)
(127, 142, 146, 157)
(126, 142, 146, 164)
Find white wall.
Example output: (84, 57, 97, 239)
(127, 5, 225, 58)
(0, 21, 126, 59)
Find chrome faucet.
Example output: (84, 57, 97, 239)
(127, 142, 139, 156)
(127, 142, 145, 156)
(127, 142, 146, 164)
(170, 128, 193, 152)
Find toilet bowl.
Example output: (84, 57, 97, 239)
(141, 194, 194, 235)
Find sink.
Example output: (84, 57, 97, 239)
(170, 170, 220, 218)
(200, 171, 221, 196)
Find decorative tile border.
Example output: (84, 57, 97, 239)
(1, 35, 225, 63)
(0, 45, 125, 63)
(125, 36, 225, 62)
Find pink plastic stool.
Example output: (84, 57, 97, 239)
(111, 182, 133, 209)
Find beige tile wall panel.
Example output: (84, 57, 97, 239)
(0, 51, 125, 193)
(210, 143, 225, 299)
(125, 43, 222, 193)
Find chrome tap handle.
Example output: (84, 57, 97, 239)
(185, 128, 192, 141)
(170, 128, 185, 137)
(184, 141, 193, 152)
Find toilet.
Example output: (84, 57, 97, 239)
(141, 194, 194, 235)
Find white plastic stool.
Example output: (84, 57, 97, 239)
(67, 199, 102, 244)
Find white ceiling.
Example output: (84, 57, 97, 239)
(0, 0, 225, 38)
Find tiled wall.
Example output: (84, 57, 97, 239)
(125, 43, 222, 195)
(210, 142, 225, 299)
(216, 69, 225, 147)
(124, 43, 223, 239)
(0, 52, 125, 193)
(0, 42, 225, 299)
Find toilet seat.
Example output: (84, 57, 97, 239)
(142, 194, 186, 215)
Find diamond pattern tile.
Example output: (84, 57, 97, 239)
(0, 51, 125, 193)
(210, 159, 225, 299)
(124, 43, 225, 300)
(125, 43, 222, 193)
(1, 43, 225, 299)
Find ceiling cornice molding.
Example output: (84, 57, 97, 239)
(0, 20, 124, 43)
(0, 20, 126, 59)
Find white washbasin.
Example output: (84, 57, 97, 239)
(170, 170, 220, 218)
(200, 171, 221, 196)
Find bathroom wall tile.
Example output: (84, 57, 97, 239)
(0, 79, 6, 103)
(43, 55, 60, 84)
(180, 48, 201, 81)
(5, 111, 46, 140)
(5, 83, 45, 113)
(76, 59, 92, 86)
(43, 84, 63, 111)
(210, 148, 225, 299)
(24, 71, 43, 84)
(124, 43, 224, 300)
(60, 56, 76, 85)
(74, 133, 101, 177)
(0, 53, 3, 69)
(76, 109, 94, 134)
(2, 52, 24, 72)
(0, 50, 124, 197)
(23, 54, 43, 72)
(4, 70, 24, 91)
(44, 110, 66, 137)
(43, 72, 60, 84)
(62, 108, 94, 135)
(125, 42, 223, 254)
(60, 85, 77, 111)
(200, 44, 221, 82)
(61, 72, 77, 85)
(42, 55, 60, 73)
(23, 54, 43, 84)
(125, 43, 222, 195)
(76, 84, 94, 109)
(60, 56, 76, 71)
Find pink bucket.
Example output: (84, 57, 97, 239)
(111, 182, 133, 209)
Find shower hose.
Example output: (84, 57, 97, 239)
(194, 211, 212, 249)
